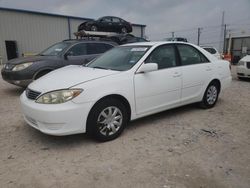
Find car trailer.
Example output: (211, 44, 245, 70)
(74, 30, 118, 39)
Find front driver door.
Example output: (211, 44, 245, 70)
(134, 44, 182, 115)
(65, 43, 93, 65)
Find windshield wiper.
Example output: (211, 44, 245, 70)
(92, 66, 109, 70)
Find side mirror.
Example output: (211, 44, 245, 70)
(137, 63, 158, 73)
(64, 53, 68, 60)
(64, 51, 73, 60)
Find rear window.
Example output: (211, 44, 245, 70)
(204, 47, 216, 54)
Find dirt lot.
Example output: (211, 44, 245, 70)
(0, 66, 249, 188)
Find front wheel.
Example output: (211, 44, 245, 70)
(87, 98, 128, 141)
(200, 82, 219, 108)
(90, 25, 98, 31)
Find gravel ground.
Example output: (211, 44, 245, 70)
(0, 66, 249, 188)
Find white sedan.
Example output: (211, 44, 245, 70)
(237, 55, 250, 79)
(20, 42, 232, 141)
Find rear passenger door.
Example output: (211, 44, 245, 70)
(86, 43, 114, 64)
(176, 44, 213, 103)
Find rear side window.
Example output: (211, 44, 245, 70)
(101, 17, 112, 22)
(87, 43, 113, 54)
(67, 43, 87, 56)
(177, 45, 209, 66)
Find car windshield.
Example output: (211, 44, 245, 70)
(40, 42, 71, 56)
(86, 46, 150, 71)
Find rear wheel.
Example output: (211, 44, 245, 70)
(200, 82, 219, 108)
(87, 98, 128, 141)
(121, 27, 127, 33)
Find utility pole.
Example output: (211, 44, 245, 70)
(171, 32, 175, 39)
(223, 24, 227, 53)
(219, 11, 225, 52)
(197, 27, 202, 45)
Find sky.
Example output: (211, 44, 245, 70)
(0, 0, 250, 50)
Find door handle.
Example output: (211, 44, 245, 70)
(173, 72, 181, 77)
(206, 66, 212, 71)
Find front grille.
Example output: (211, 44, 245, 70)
(237, 73, 244, 76)
(26, 88, 41, 100)
(247, 62, 250, 69)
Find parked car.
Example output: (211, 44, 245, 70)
(78, 16, 133, 33)
(165, 37, 188, 42)
(236, 55, 250, 79)
(1, 40, 116, 87)
(202, 46, 222, 59)
(20, 42, 231, 141)
(108, 34, 148, 45)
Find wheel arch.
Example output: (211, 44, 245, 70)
(33, 68, 54, 80)
(208, 78, 221, 93)
(87, 94, 132, 126)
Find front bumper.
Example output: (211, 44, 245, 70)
(20, 92, 93, 136)
(236, 66, 250, 78)
(1, 68, 34, 87)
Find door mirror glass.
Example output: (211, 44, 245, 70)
(137, 63, 158, 73)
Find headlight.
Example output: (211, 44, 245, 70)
(36, 89, 83, 104)
(12, 62, 33, 71)
(238, 61, 245, 66)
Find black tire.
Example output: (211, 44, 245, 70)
(90, 25, 98, 31)
(34, 70, 51, 80)
(121, 27, 127, 33)
(87, 98, 128, 142)
(238, 76, 244, 80)
(200, 82, 219, 109)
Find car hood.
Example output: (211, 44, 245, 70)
(7, 55, 60, 65)
(28, 65, 119, 93)
(240, 55, 250, 62)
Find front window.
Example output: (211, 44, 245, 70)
(67, 43, 87, 56)
(87, 46, 150, 71)
(40, 42, 70, 56)
(145, 45, 177, 69)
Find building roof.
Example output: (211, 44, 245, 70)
(0, 7, 146, 27)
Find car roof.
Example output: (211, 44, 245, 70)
(122, 41, 190, 47)
(62, 39, 117, 45)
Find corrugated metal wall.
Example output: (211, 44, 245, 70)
(0, 10, 70, 63)
(0, 9, 145, 64)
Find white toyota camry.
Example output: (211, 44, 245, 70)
(20, 42, 232, 141)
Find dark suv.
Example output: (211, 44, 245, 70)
(1, 40, 116, 87)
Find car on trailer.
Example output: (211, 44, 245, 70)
(78, 16, 133, 33)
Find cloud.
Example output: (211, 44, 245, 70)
(1, 0, 250, 49)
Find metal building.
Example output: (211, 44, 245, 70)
(0, 7, 146, 64)
(225, 35, 250, 64)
